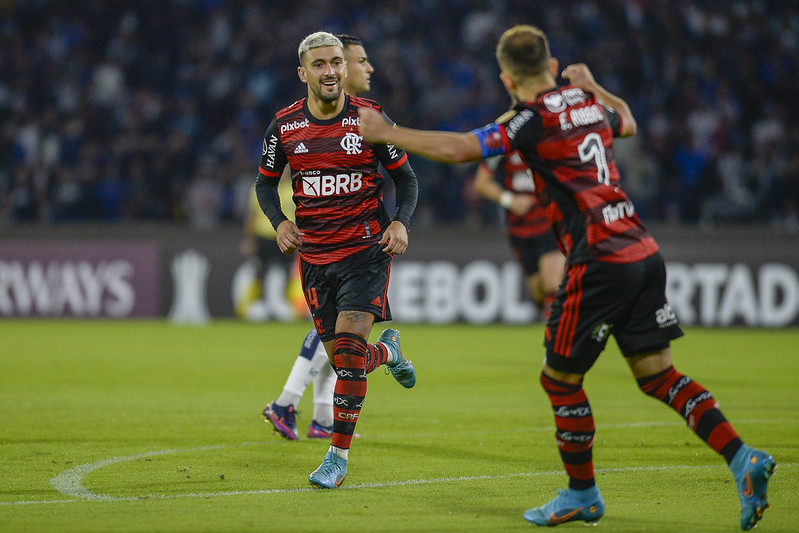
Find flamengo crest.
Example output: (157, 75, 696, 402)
(340, 133, 362, 154)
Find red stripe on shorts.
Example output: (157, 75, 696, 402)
(555, 264, 585, 357)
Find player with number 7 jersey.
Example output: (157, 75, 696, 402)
(357, 24, 774, 530)
(493, 88, 658, 265)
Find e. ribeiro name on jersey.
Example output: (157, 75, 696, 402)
(497, 86, 658, 265)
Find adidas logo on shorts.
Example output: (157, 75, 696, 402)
(655, 303, 678, 328)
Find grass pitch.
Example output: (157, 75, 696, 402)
(1, 320, 797, 532)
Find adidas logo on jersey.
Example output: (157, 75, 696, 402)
(294, 142, 309, 154)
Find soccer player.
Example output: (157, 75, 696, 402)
(472, 150, 564, 319)
(262, 34, 378, 441)
(357, 24, 775, 530)
(255, 31, 419, 489)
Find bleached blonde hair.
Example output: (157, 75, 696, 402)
(298, 31, 343, 63)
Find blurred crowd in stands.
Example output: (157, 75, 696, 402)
(2, 0, 797, 231)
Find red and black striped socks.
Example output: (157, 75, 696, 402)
(331, 332, 368, 451)
(365, 342, 389, 374)
(637, 365, 743, 464)
(541, 373, 596, 490)
(541, 365, 744, 491)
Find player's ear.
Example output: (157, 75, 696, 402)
(297, 66, 308, 84)
(549, 58, 559, 80)
(499, 71, 515, 93)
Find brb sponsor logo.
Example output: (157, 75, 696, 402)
(302, 171, 363, 197)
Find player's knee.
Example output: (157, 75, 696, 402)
(636, 365, 677, 398)
(335, 352, 360, 366)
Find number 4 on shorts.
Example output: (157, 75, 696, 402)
(305, 287, 319, 309)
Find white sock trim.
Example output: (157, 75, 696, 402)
(379, 341, 396, 364)
(330, 445, 348, 460)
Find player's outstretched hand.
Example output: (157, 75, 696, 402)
(276, 220, 304, 254)
(379, 221, 408, 255)
(358, 108, 390, 143)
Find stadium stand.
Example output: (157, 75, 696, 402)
(1, 1, 797, 231)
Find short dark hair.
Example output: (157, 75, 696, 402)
(496, 25, 551, 81)
(336, 34, 363, 48)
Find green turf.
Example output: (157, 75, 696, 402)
(1, 320, 797, 532)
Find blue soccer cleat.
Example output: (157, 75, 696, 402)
(523, 487, 605, 526)
(731, 445, 776, 530)
(379, 328, 416, 388)
(308, 451, 348, 489)
(307, 420, 333, 439)
(263, 402, 299, 441)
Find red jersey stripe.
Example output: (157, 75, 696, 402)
(502, 87, 658, 264)
(259, 95, 411, 265)
(259, 166, 280, 178)
(383, 153, 408, 170)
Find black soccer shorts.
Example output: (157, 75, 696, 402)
(300, 244, 392, 342)
(509, 231, 560, 276)
(544, 251, 684, 375)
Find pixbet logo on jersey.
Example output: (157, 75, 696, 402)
(302, 172, 363, 196)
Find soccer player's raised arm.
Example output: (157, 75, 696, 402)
(561, 63, 637, 137)
(358, 108, 483, 164)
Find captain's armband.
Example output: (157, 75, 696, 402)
(470, 123, 508, 159)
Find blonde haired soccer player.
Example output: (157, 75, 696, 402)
(256, 31, 418, 489)
(262, 34, 378, 442)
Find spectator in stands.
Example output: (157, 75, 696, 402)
(0, 1, 797, 229)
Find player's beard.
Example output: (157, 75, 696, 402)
(312, 78, 343, 103)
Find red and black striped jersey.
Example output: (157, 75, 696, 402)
(491, 86, 658, 264)
(258, 95, 410, 265)
(480, 151, 551, 239)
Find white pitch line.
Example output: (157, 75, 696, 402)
(49, 443, 245, 502)
(0, 419, 789, 507)
(5, 462, 794, 507)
